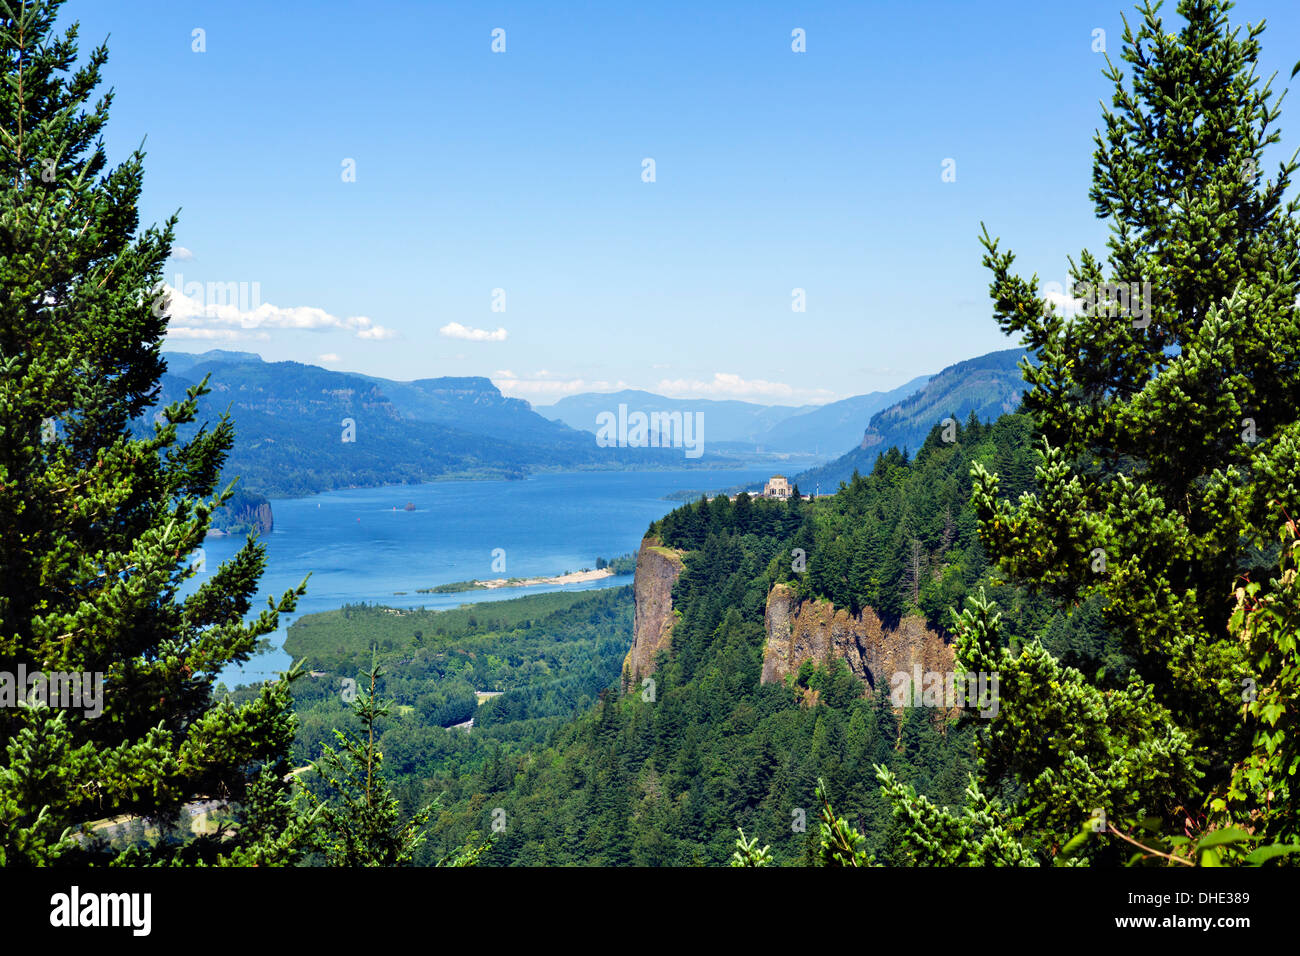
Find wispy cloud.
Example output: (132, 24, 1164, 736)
(166, 327, 269, 341)
(318, 353, 340, 363)
(162, 282, 395, 341)
(493, 368, 835, 403)
(493, 371, 629, 399)
(440, 322, 508, 342)
(656, 372, 836, 402)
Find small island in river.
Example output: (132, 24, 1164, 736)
(412, 553, 637, 594)
(415, 568, 616, 594)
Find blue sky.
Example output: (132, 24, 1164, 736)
(63, 0, 1300, 405)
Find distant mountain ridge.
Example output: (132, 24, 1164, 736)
(153, 348, 1027, 500)
(753, 377, 932, 454)
(149, 351, 733, 497)
(540, 390, 814, 445)
(163, 349, 264, 375)
(538, 376, 931, 456)
(352, 373, 586, 448)
(794, 348, 1029, 491)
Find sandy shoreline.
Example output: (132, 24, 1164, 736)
(416, 567, 618, 594)
(478, 568, 615, 589)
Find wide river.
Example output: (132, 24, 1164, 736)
(199, 468, 772, 686)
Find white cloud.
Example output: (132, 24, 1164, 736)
(318, 353, 340, 363)
(166, 327, 269, 341)
(356, 322, 394, 340)
(440, 322, 507, 342)
(492, 371, 629, 399)
(656, 372, 836, 402)
(1041, 281, 1086, 318)
(171, 246, 195, 261)
(492, 368, 835, 403)
(160, 282, 395, 341)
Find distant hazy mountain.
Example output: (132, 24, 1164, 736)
(538, 376, 932, 456)
(539, 390, 815, 445)
(151, 352, 732, 497)
(350, 373, 590, 448)
(794, 348, 1028, 491)
(163, 349, 264, 376)
(754, 376, 932, 454)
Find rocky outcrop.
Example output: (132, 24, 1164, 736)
(622, 537, 685, 689)
(761, 582, 952, 694)
(211, 489, 273, 536)
(243, 500, 274, 535)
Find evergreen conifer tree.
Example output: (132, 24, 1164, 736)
(308, 656, 483, 866)
(885, 0, 1300, 863)
(0, 0, 311, 865)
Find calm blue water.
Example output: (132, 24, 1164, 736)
(198, 469, 771, 686)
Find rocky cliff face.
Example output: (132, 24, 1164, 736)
(761, 582, 952, 694)
(245, 500, 274, 535)
(211, 490, 273, 536)
(622, 537, 685, 689)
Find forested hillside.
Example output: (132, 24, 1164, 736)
(271, 589, 636, 855)
(396, 412, 1120, 865)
